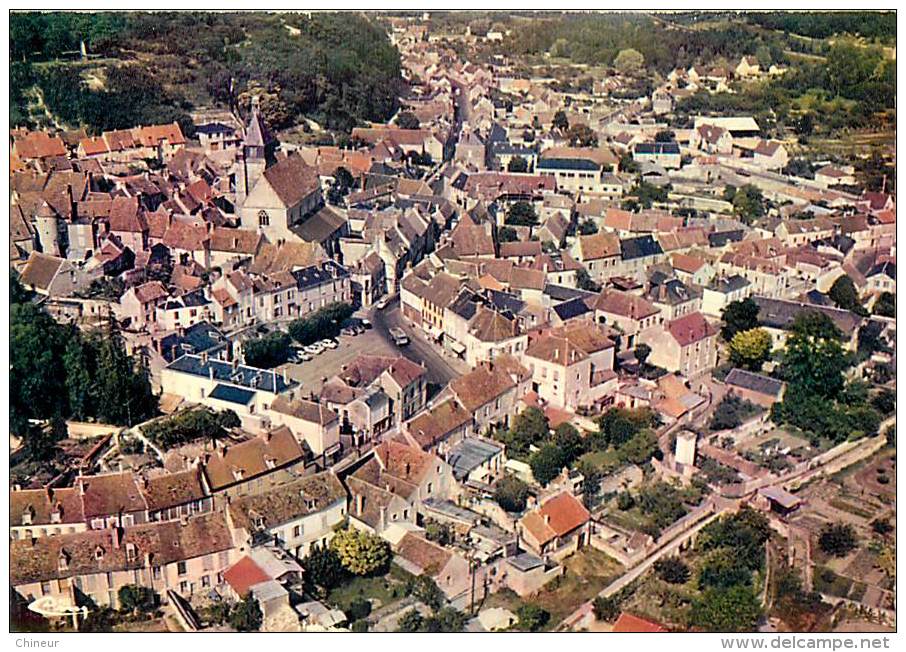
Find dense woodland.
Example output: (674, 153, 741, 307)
(10, 12, 403, 134)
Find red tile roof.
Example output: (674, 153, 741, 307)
(223, 556, 271, 597)
(667, 312, 717, 347)
(612, 612, 669, 633)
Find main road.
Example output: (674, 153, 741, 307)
(370, 296, 468, 393)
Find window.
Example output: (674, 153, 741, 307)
(177, 561, 187, 576)
(201, 575, 211, 588)
(179, 581, 189, 594)
(41, 582, 51, 596)
(426, 482, 433, 494)
(293, 525, 301, 538)
(258, 210, 269, 227)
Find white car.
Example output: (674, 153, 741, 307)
(304, 344, 323, 355)
(321, 338, 338, 349)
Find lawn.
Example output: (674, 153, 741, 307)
(326, 565, 413, 613)
(480, 547, 624, 630)
(813, 566, 853, 599)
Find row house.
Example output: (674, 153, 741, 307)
(571, 231, 622, 283)
(346, 441, 455, 535)
(522, 321, 617, 411)
(586, 289, 662, 349)
(225, 472, 347, 559)
(639, 312, 719, 379)
(76, 122, 186, 163)
(11, 512, 237, 610)
(447, 356, 532, 433)
(336, 354, 428, 424)
(267, 392, 341, 457)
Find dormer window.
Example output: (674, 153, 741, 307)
(50, 506, 62, 524)
(125, 543, 138, 563)
(254, 516, 266, 530)
(231, 468, 245, 481)
(21, 506, 34, 526)
(58, 550, 70, 571)
(264, 457, 276, 470)
(94, 546, 105, 560)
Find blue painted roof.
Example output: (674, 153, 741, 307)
(635, 142, 680, 155)
(620, 235, 664, 260)
(554, 297, 592, 320)
(208, 383, 256, 405)
(537, 157, 600, 171)
(158, 321, 227, 363)
(167, 354, 297, 393)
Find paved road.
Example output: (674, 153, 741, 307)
(371, 296, 467, 392)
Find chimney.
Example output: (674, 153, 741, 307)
(282, 369, 289, 385)
(543, 514, 551, 525)
(112, 525, 123, 549)
(355, 493, 364, 516)
(208, 366, 214, 380)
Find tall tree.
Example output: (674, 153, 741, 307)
(720, 298, 760, 341)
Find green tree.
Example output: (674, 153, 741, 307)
(242, 331, 292, 368)
(302, 545, 348, 592)
(728, 184, 766, 224)
(576, 268, 601, 293)
(566, 123, 598, 147)
(495, 475, 530, 512)
(423, 607, 466, 633)
(507, 156, 528, 173)
(396, 609, 424, 632)
(592, 595, 620, 622)
(818, 523, 857, 558)
(578, 218, 598, 235)
(552, 109, 569, 131)
(424, 519, 453, 546)
(552, 422, 585, 464)
(502, 406, 549, 457)
(691, 585, 761, 632)
(408, 575, 445, 611)
(873, 292, 895, 317)
(516, 603, 550, 631)
(117, 585, 156, 614)
(654, 557, 691, 584)
(330, 526, 391, 576)
(780, 315, 848, 399)
(505, 201, 538, 226)
(530, 443, 568, 485)
(63, 335, 94, 421)
(634, 343, 652, 367)
(497, 225, 518, 242)
(729, 328, 772, 371)
(229, 594, 262, 632)
(828, 275, 864, 314)
(613, 48, 645, 75)
(396, 111, 420, 130)
(721, 298, 761, 341)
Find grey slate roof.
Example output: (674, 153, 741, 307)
(209, 383, 256, 405)
(158, 321, 227, 363)
(753, 296, 862, 334)
(725, 368, 784, 398)
(167, 354, 297, 393)
(621, 235, 664, 260)
(447, 437, 504, 481)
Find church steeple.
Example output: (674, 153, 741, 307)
(236, 96, 273, 206)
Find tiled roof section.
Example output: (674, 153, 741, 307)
(248, 240, 324, 275)
(406, 399, 472, 449)
(262, 153, 321, 208)
(612, 612, 668, 633)
(270, 395, 338, 426)
(108, 196, 146, 233)
(10, 512, 234, 586)
(469, 306, 520, 342)
(14, 131, 67, 159)
(77, 472, 148, 518)
(10, 487, 84, 526)
(450, 220, 496, 257)
(752, 296, 862, 334)
(227, 472, 346, 532)
(133, 281, 170, 304)
(395, 532, 452, 576)
(666, 312, 718, 347)
(671, 253, 706, 274)
(131, 122, 186, 147)
(20, 252, 64, 291)
(140, 468, 207, 512)
(449, 365, 517, 412)
(223, 556, 270, 597)
(202, 427, 305, 491)
(341, 355, 425, 389)
(725, 368, 784, 397)
(374, 440, 436, 485)
(540, 492, 590, 536)
(209, 227, 261, 255)
(576, 231, 621, 261)
(345, 475, 399, 529)
(499, 241, 543, 258)
(587, 289, 659, 320)
(162, 220, 210, 251)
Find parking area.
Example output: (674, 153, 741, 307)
(276, 328, 398, 395)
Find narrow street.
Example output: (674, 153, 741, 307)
(370, 296, 468, 393)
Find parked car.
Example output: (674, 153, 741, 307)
(389, 327, 409, 346)
(297, 352, 312, 362)
(304, 344, 323, 355)
(375, 296, 391, 310)
(321, 338, 338, 349)
(360, 318, 372, 329)
(341, 326, 357, 337)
